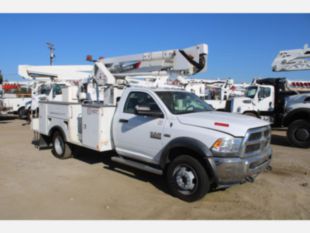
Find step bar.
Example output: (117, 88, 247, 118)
(111, 156, 163, 175)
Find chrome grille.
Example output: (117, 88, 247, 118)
(242, 126, 271, 157)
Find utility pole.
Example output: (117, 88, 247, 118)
(0, 69, 3, 84)
(47, 42, 55, 65)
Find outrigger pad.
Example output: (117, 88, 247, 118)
(32, 132, 51, 150)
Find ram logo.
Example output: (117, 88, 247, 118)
(150, 132, 162, 140)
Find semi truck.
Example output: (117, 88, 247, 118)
(225, 44, 310, 148)
(30, 44, 272, 201)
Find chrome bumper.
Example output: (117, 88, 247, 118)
(209, 146, 272, 186)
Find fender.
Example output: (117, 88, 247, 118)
(159, 137, 217, 181)
(48, 125, 67, 142)
(283, 108, 310, 126)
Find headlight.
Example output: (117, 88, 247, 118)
(211, 137, 243, 156)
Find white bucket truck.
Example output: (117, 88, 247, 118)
(182, 79, 248, 110)
(31, 44, 271, 201)
(226, 44, 310, 148)
(18, 65, 94, 119)
(0, 82, 32, 117)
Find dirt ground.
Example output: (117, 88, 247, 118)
(0, 117, 309, 220)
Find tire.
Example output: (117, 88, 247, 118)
(18, 107, 25, 119)
(287, 119, 310, 148)
(243, 112, 258, 118)
(166, 155, 210, 202)
(52, 131, 73, 159)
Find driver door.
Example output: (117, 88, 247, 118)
(114, 91, 166, 163)
(257, 86, 274, 112)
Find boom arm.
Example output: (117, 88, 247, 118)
(18, 65, 93, 81)
(92, 44, 208, 86)
(272, 44, 310, 72)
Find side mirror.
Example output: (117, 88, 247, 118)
(135, 105, 163, 118)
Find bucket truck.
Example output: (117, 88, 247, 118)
(18, 65, 93, 119)
(226, 44, 310, 148)
(31, 44, 271, 202)
(183, 79, 247, 110)
(0, 81, 32, 117)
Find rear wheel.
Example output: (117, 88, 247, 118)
(52, 131, 73, 159)
(166, 155, 210, 202)
(18, 107, 25, 119)
(287, 120, 310, 148)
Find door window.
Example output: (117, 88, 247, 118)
(258, 87, 271, 99)
(124, 92, 162, 114)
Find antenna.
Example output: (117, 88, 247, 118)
(47, 42, 55, 65)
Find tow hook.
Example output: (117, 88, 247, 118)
(265, 165, 272, 172)
(245, 176, 255, 183)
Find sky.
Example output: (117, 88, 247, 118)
(0, 14, 309, 83)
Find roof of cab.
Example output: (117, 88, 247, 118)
(127, 85, 185, 92)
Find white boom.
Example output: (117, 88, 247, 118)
(92, 44, 208, 86)
(19, 44, 208, 85)
(18, 65, 93, 81)
(272, 44, 310, 72)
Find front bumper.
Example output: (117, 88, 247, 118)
(0, 106, 13, 114)
(208, 147, 272, 186)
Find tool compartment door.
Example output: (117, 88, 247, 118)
(81, 104, 114, 152)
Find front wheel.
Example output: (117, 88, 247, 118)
(166, 155, 210, 202)
(52, 131, 73, 159)
(287, 120, 310, 148)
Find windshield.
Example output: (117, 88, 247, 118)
(245, 86, 258, 98)
(156, 91, 213, 115)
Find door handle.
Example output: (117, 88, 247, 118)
(119, 119, 129, 123)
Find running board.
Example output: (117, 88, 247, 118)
(111, 156, 163, 175)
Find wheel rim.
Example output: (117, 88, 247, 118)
(54, 136, 64, 155)
(295, 128, 310, 142)
(173, 164, 198, 195)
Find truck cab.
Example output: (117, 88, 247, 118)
(113, 87, 272, 201)
(229, 84, 275, 121)
(228, 78, 310, 148)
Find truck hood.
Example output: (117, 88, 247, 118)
(177, 111, 269, 137)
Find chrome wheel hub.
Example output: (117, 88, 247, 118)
(174, 165, 197, 192)
(54, 137, 64, 155)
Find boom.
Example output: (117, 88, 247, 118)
(18, 65, 93, 81)
(19, 44, 208, 84)
(272, 44, 310, 72)
(91, 44, 208, 87)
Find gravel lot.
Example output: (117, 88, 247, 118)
(0, 117, 309, 219)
